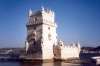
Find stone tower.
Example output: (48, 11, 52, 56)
(25, 6, 57, 60)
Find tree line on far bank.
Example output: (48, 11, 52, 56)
(81, 46, 100, 53)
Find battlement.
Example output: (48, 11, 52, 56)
(55, 43, 80, 49)
(40, 6, 55, 16)
(41, 10, 55, 17)
(55, 40, 81, 50)
(59, 44, 80, 49)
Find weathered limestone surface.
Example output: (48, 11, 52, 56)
(25, 6, 81, 61)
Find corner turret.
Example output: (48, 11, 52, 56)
(28, 9, 32, 18)
(76, 41, 80, 48)
(41, 6, 44, 12)
(72, 43, 75, 47)
(58, 40, 64, 49)
(76, 41, 81, 53)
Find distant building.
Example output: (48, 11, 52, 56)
(25, 6, 81, 60)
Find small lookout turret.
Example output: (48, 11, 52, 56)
(28, 9, 32, 18)
(41, 6, 44, 12)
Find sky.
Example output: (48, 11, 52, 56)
(0, 0, 100, 48)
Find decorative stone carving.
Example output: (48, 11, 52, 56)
(31, 30, 36, 40)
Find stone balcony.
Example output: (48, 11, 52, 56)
(26, 20, 57, 27)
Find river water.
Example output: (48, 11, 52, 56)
(0, 62, 91, 66)
(0, 53, 100, 66)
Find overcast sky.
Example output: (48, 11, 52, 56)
(0, 0, 100, 48)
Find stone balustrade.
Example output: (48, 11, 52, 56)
(26, 20, 57, 27)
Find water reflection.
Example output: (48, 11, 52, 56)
(20, 62, 90, 66)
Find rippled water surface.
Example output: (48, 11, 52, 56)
(0, 53, 100, 66)
(0, 62, 91, 66)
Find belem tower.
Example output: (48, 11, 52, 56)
(25, 6, 81, 61)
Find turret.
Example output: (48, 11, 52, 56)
(58, 40, 64, 49)
(28, 9, 32, 18)
(41, 6, 44, 12)
(76, 41, 80, 48)
(72, 43, 75, 47)
(76, 41, 81, 53)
